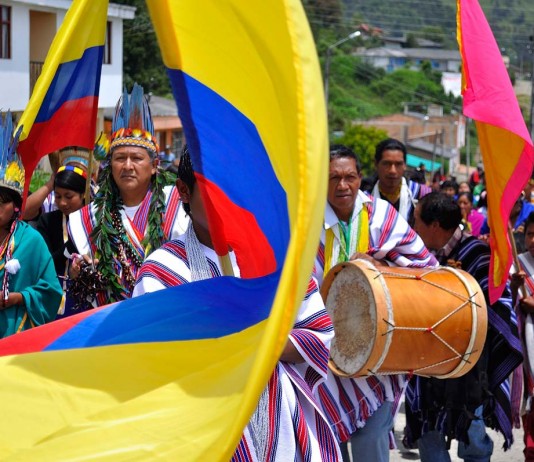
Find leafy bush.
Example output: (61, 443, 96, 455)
(334, 124, 389, 175)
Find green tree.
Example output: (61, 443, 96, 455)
(335, 124, 389, 175)
(114, 0, 170, 96)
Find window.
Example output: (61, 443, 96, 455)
(0, 5, 11, 59)
(103, 21, 111, 64)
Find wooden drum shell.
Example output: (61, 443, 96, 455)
(321, 260, 487, 379)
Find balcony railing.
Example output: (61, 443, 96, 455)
(29, 61, 44, 94)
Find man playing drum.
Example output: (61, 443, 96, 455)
(406, 192, 523, 461)
(314, 145, 437, 461)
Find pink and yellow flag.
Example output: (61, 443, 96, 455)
(457, 0, 534, 303)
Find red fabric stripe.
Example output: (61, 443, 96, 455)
(197, 174, 276, 278)
(163, 187, 180, 238)
(18, 96, 98, 197)
(0, 306, 107, 355)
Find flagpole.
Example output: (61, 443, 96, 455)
(508, 223, 526, 298)
(218, 253, 234, 277)
(85, 149, 94, 203)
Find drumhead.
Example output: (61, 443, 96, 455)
(324, 262, 378, 376)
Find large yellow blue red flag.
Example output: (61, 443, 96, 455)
(0, 0, 327, 460)
(17, 0, 107, 198)
(457, 0, 534, 303)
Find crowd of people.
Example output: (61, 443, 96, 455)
(2, 83, 534, 461)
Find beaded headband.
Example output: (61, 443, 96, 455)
(57, 165, 88, 179)
(109, 128, 159, 155)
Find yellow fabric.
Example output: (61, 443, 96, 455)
(0, 322, 265, 460)
(477, 123, 526, 286)
(324, 204, 370, 275)
(359, 204, 370, 254)
(148, 0, 328, 458)
(0, 0, 328, 460)
(324, 227, 335, 276)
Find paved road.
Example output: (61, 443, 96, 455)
(344, 400, 525, 461)
(389, 402, 524, 462)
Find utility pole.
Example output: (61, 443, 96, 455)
(324, 31, 361, 108)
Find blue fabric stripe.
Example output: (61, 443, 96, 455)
(44, 273, 278, 350)
(36, 45, 104, 123)
(166, 68, 290, 268)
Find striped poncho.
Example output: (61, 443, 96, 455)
(405, 230, 523, 449)
(314, 190, 437, 442)
(68, 185, 188, 306)
(134, 235, 342, 461)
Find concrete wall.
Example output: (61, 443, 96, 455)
(0, 1, 131, 112)
(0, 3, 30, 111)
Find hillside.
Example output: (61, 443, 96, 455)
(338, 0, 534, 66)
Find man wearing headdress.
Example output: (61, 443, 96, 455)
(133, 147, 342, 461)
(0, 112, 62, 337)
(67, 84, 188, 307)
(314, 145, 437, 461)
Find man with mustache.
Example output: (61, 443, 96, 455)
(67, 84, 188, 307)
(315, 145, 436, 461)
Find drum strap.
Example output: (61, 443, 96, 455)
(324, 205, 370, 275)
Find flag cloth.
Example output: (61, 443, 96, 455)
(0, 0, 328, 460)
(457, 0, 534, 303)
(16, 0, 107, 199)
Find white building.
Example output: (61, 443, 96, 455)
(355, 47, 462, 74)
(0, 0, 135, 115)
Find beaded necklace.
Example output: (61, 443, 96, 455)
(110, 208, 144, 292)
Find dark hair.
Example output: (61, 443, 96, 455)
(524, 211, 534, 235)
(440, 179, 457, 192)
(177, 145, 196, 215)
(477, 190, 487, 208)
(0, 187, 22, 212)
(418, 191, 462, 231)
(374, 138, 407, 163)
(329, 144, 362, 173)
(177, 144, 196, 191)
(457, 191, 474, 205)
(54, 169, 86, 195)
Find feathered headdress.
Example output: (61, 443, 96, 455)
(58, 146, 90, 169)
(0, 112, 24, 196)
(108, 83, 159, 156)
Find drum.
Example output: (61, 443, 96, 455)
(321, 259, 487, 379)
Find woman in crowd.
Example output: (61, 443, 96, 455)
(0, 112, 62, 337)
(33, 165, 88, 318)
(458, 191, 484, 237)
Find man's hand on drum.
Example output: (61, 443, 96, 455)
(349, 252, 387, 267)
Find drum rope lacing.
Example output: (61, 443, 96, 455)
(366, 268, 483, 376)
